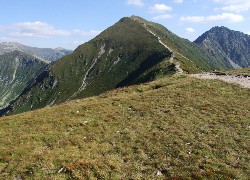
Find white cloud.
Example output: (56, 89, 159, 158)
(220, 3, 250, 13)
(150, 3, 172, 14)
(73, 40, 86, 47)
(0, 21, 100, 39)
(180, 13, 244, 23)
(127, 0, 144, 6)
(213, 0, 248, 4)
(213, 0, 250, 12)
(180, 16, 205, 23)
(0, 26, 4, 32)
(0, 36, 20, 42)
(72, 29, 101, 36)
(173, 0, 184, 3)
(8, 22, 70, 38)
(185, 28, 195, 33)
(153, 14, 173, 20)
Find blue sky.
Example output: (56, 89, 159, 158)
(0, 0, 249, 50)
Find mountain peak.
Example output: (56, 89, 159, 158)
(194, 26, 250, 68)
(211, 26, 228, 30)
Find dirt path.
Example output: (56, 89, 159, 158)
(142, 23, 183, 75)
(175, 61, 183, 75)
(191, 73, 250, 89)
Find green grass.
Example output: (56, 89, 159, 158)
(0, 75, 249, 179)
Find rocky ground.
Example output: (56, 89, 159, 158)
(191, 72, 250, 89)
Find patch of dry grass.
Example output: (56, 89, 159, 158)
(0, 75, 249, 179)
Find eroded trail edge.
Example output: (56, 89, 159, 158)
(191, 73, 250, 89)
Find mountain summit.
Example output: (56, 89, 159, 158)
(195, 26, 250, 68)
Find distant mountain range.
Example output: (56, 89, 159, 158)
(0, 42, 72, 62)
(1, 16, 249, 115)
(0, 50, 47, 109)
(0, 42, 69, 110)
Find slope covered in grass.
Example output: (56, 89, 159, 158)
(0, 75, 249, 179)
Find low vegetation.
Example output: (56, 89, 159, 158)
(0, 75, 249, 179)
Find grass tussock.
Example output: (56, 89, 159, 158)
(0, 75, 249, 179)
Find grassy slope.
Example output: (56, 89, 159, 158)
(0, 75, 249, 179)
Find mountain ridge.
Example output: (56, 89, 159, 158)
(131, 16, 234, 72)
